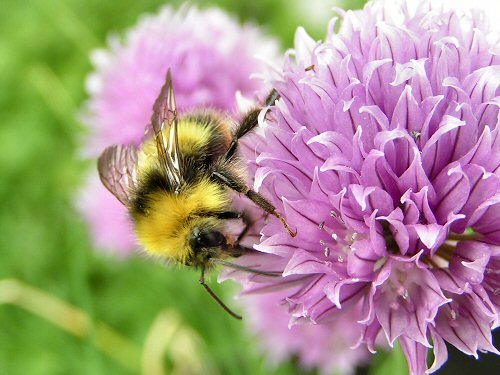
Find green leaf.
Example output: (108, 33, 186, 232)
(370, 342, 409, 375)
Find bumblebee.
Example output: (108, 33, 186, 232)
(98, 70, 295, 318)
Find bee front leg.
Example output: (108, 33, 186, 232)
(212, 170, 296, 237)
(224, 89, 280, 161)
(215, 211, 251, 247)
(235, 212, 253, 243)
(199, 266, 242, 320)
(214, 211, 252, 240)
(214, 211, 242, 220)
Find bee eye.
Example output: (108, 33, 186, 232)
(196, 230, 226, 247)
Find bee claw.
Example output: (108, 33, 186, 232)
(277, 213, 297, 237)
(286, 225, 298, 237)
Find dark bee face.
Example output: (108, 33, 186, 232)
(191, 229, 227, 248)
(188, 226, 228, 267)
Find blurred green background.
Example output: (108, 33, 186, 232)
(1, 0, 497, 375)
(0, 1, 365, 374)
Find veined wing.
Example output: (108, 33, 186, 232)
(150, 69, 184, 192)
(98, 144, 138, 206)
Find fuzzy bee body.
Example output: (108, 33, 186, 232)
(98, 70, 294, 318)
(130, 113, 238, 267)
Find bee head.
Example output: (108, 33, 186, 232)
(188, 225, 228, 267)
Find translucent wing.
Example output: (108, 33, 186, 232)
(98, 144, 138, 206)
(150, 69, 184, 191)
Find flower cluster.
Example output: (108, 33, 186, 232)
(77, 5, 279, 255)
(223, 1, 500, 373)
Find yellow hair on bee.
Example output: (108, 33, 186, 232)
(176, 119, 214, 155)
(139, 119, 214, 166)
(134, 178, 230, 263)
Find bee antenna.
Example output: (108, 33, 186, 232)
(200, 266, 242, 320)
(210, 258, 282, 277)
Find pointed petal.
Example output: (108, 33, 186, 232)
(399, 335, 429, 375)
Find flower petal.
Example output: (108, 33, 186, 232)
(399, 335, 429, 375)
(449, 241, 491, 285)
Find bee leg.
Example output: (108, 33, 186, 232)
(264, 89, 280, 107)
(236, 212, 252, 243)
(224, 109, 260, 161)
(211, 258, 282, 277)
(212, 171, 297, 237)
(224, 89, 280, 161)
(199, 266, 242, 320)
(213, 211, 255, 242)
(213, 211, 253, 250)
(214, 211, 242, 220)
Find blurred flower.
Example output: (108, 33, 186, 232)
(78, 173, 136, 255)
(223, 0, 500, 374)
(77, 5, 279, 255)
(243, 292, 370, 375)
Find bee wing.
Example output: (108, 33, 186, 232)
(150, 69, 184, 190)
(98, 144, 138, 206)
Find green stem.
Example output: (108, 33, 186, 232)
(447, 231, 478, 241)
(0, 279, 141, 372)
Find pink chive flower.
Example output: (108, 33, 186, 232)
(242, 292, 370, 375)
(77, 5, 279, 255)
(222, 0, 500, 374)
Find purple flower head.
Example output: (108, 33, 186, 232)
(83, 5, 279, 156)
(223, 1, 500, 373)
(77, 5, 279, 255)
